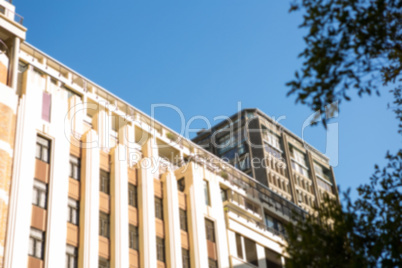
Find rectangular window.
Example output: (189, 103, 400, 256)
(208, 258, 218, 268)
(36, 136, 50, 163)
(205, 218, 215, 242)
(182, 248, 190, 268)
(99, 212, 109, 238)
(203, 180, 210, 206)
(28, 228, 44, 259)
(100, 170, 110, 194)
(42, 92, 51, 122)
(66, 244, 77, 268)
(67, 198, 79, 225)
(129, 224, 139, 250)
(128, 183, 137, 208)
(236, 233, 243, 259)
(155, 197, 163, 220)
(32, 179, 47, 209)
(156, 237, 165, 262)
(220, 188, 227, 202)
(177, 177, 185, 192)
(179, 209, 187, 232)
(99, 257, 110, 268)
(244, 237, 258, 266)
(69, 155, 80, 180)
(265, 248, 282, 268)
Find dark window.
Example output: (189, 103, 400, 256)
(32, 179, 47, 209)
(265, 248, 282, 268)
(28, 228, 44, 259)
(128, 183, 137, 207)
(236, 233, 243, 258)
(69, 155, 80, 180)
(66, 244, 77, 268)
(177, 177, 185, 192)
(179, 209, 187, 232)
(100, 170, 110, 194)
(129, 225, 139, 250)
(203, 180, 210, 206)
(208, 258, 218, 268)
(67, 198, 79, 225)
(182, 248, 190, 268)
(99, 212, 109, 238)
(99, 257, 110, 268)
(244, 237, 258, 266)
(156, 237, 165, 262)
(220, 188, 227, 202)
(155, 197, 163, 220)
(36, 136, 50, 163)
(205, 219, 215, 242)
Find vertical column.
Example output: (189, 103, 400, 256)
(110, 144, 129, 268)
(306, 151, 321, 206)
(79, 130, 100, 268)
(138, 138, 157, 268)
(4, 66, 42, 268)
(68, 95, 84, 139)
(45, 90, 71, 267)
(257, 245, 268, 268)
(138, 157, 157, 268)
(187, 162, 208, 268)
(10, 36, 20, 89)
(93, 103, 110, 150)
(161, 170, 182, 268)
(209, 174, 230, 268)
(281, 134, 297, 203)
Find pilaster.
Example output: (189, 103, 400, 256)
(161, 170, 182, 268)
(110, 144, 129, 268)
(79, 130, 100, 268)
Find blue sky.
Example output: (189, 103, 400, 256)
(16, 0, 400, 201)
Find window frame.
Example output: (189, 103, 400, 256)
(99, 212, 110, 238)
(128, 183, 137, 208)
(32, 179, 47, 209)
(28, 228, 45, 260)
(100, 170, 110, 195)
(155, 197, 163, 220)
(67, 198, 79, 225)
(129, 224, 139, 250)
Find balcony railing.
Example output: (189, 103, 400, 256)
(0, 5, 23, 25)
(220, 169, 306, 220)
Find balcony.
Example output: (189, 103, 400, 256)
(0, 5, 23, 25)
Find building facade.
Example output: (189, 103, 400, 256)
(0, 1, 338, 268)
(192, 109, 339, 213)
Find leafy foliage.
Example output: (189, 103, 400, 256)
(287, 0, 402, 126)
(284, 1, 402, 267)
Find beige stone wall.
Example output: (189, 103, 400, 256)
(0, 102, 16, 268)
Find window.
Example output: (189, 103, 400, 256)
(32, 179, 47, 209)
(177, 177, 185, 192)
(99, 257, 110, 268)
(100, 170, 110, 194)
(236, 233, 243, 258)
(66, 245, 77, 268)
(156, 237, 165, 262)
(155, 197, 163, 220)
(129, 225, 138, 250)
(205, 218, 215, 242)
(265, 214, 286, 236)
(36, 136, 50, 163)
(208, 258, 218, 268)
(28, 228, 44, 259)
(203, 180, 210, 206)
(244, 237, 258, 266)
(182, 248, 190, 268)
(67, 198, 79, 225)
(99, 212, 109, 238)
(265, 248, 282, 268)
(179, 209, 187, 232)
(220, 188, 227, 202)
(69, 155, 80, 180)
(128, 183, 137, 207)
